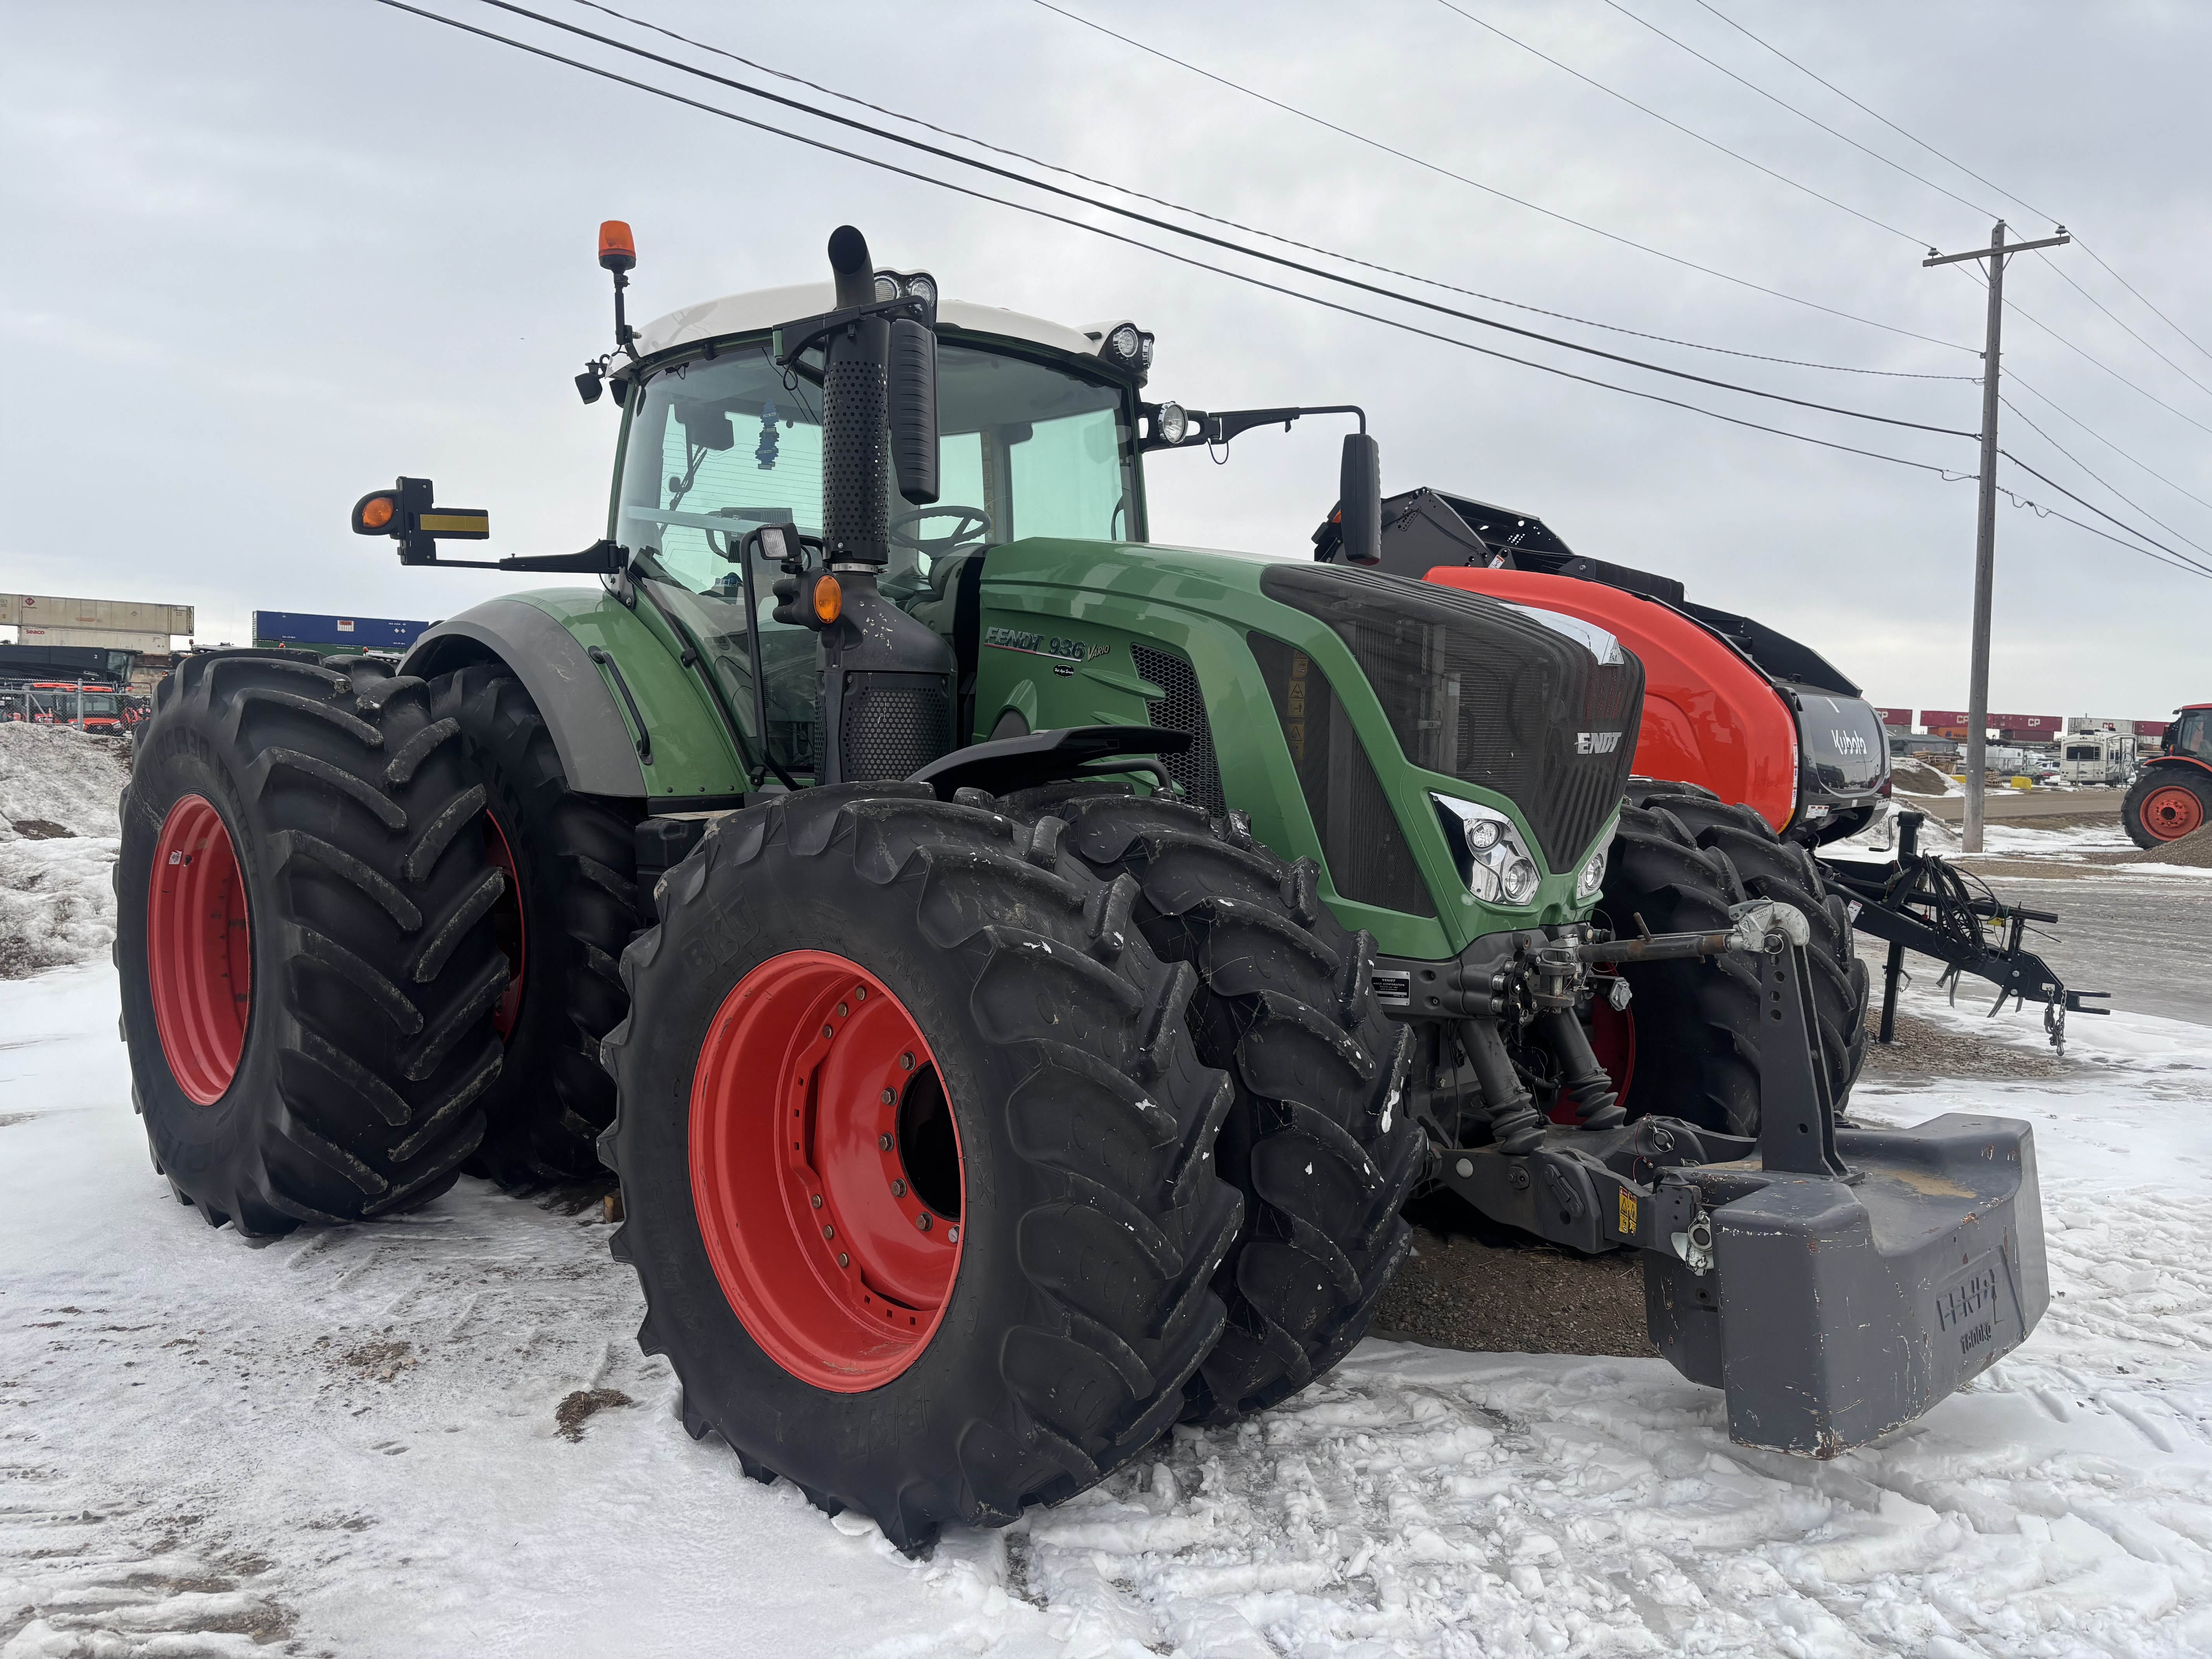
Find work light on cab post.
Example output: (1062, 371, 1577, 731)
(576, 219, 641, 406)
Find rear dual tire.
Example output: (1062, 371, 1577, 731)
(117, 652, 509, 1235)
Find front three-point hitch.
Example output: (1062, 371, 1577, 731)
(1401, 900, 2048, 1456)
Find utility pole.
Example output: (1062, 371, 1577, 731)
(1924, 220, 2068, 851)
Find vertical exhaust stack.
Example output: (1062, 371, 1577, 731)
(821, 226, 891, 568)
(809, 225, 957, 785)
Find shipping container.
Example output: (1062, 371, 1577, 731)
(0, 594, 193, 634)
(15, 623, 176, 652)
(252, 611, 432, 651)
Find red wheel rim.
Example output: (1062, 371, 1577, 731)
(689, 951, 965, 1390)
(2141, 783, 2207, 842)
(1588, 993, 1636, 1103)
(484, 813, 525, 1039)
(146, 794, 252, 1105)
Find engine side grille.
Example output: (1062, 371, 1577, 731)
(1130, 642, 1226, 819)
(837, 672, 952, 781)
(1260, 564, 1645, 871)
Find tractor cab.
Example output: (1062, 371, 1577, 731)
(610, 283, 1149, 779)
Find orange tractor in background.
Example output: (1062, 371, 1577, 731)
(2123, 704, 2212, 848)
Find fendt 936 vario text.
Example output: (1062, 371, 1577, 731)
(117, 223, 2048, 1548)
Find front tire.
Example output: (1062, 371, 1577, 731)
(599, 784, 1243, 1551)
(1001, 784, 1426, 1427)
(117, 652, 508, 1236)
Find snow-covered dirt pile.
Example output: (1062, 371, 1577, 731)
(1890, 757, 1957, 797)
(6, 960, 2212, 1657)
(2121, 822, 2212, 869)
(0, 725, 127, 979)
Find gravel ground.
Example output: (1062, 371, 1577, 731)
(1373, 1219, 1656, 1360)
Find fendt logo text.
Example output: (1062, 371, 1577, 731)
(1575, 730, 1623, 755)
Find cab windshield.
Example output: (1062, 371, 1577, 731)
(612, 335, 1139, 777)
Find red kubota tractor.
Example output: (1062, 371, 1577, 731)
(2123, 705, 2212, 848)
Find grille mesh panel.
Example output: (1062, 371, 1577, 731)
(1260, 564, 1644, 871)
(1130, 643, 1227, 819)
(837, 672, 952, 781)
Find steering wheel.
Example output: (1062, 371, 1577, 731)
(890, 504, 994, 556)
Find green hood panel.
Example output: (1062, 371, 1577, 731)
(970, 540, 1616, 959)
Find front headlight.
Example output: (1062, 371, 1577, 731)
(1433, 795, 1543, 909)
(1575, 846, 1607, 901)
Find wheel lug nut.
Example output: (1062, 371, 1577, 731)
(946, 1226, 959, 1243)
(915, 1212, 932, 1231)
(823, 1224, 835, 1240)
(810, 1194, 823, 1209)
(900, 1053, 914, 1070)
(878, 1133, 893, 1151)
(854, 987, 866, 1001)
(881, 1089, 895, 1106)
(837, 1002, 849, 1017)
(837, 1252, 849, 1267)
(822, 1024, 834, 1040)
(891, 1178, 906, 1197)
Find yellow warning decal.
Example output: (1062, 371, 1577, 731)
(1618, 1189, 1638, 1237)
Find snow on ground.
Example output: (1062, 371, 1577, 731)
(9, 955, 2212, 1657)
(0, 726, 126, 981)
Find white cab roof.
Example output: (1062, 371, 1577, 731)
(635, 283, 1101, 361)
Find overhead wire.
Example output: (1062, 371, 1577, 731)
(563, 0, 1972, 382)
(1994, 474, 2212, 583)
(1996, 393, 2212, 564)
(1026, 0, 1971, 353)
(1688, 0, 2212, 376)
(1998, 452, 2212, 579)
(2004, 370, 2212, 517)
(1427, 0, 1931, 247)
(447, 0, 1974, 440)
(2027, 248, 2212, 402)
(367, 0, 1966, 477)
(368, 0, 2210, 585)
(1593, 0, 1999, 222)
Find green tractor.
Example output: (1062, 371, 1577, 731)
(117, 223, 2047, 1549)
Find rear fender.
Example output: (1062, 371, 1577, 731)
(2146, 753, 2212, 779)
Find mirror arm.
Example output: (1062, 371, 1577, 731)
(1149, 404, 1368, 451)
(399, 538, 628, 574)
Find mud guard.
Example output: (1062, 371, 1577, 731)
(402, 597, 647, 798)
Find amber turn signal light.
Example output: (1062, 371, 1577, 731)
(811, 574, 843, 625)
(598, 219, 636, 273)
(351, 491, 399, 536)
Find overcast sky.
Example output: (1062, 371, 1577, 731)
(4, 0, 2207, 722)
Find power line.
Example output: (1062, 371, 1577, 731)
(1997, 393, 2212, 564)
(563, 0, 1972, 383)
(453, 0, 1972, 440)
(2072, 237, 2212, 368)
(1595, 0, 2000, 222)
(2004, 370, 2212, 517)
(1689, 0, 2212, 377)
(1027, 0, 1970, 354)
(369, 2, 2209, 587)
(2028, 248, 2212, 402)
(368, 0, 1965, 477)
(1428, 0, 1931, 247)
(2000, 451, 2212, 579)
(1995, 475, 2212, 583)
(1688, 0, 2057, 225)
(1946, 258, 2212, 440)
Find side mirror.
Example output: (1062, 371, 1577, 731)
(888, 316, 939, 506)
(1338, 433, 1382, 566)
